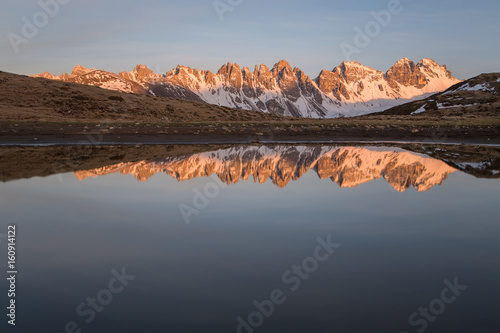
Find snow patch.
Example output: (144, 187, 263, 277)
(455, 82, 494, 93)
(455, 161, 491, 169)
(411, 105, 427, 115)
(436, 103, 479, 109)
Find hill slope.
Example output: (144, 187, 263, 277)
(377, 73, 500, 119)
(0, 71, 289, 123)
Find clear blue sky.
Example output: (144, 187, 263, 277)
(1, 0, 498, 80)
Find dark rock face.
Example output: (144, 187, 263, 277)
(316, 70, 351, 101)
(118, 71, 132, 80)
(256, 100, 266, 110)
(386, 58, 428, 89)
(254, 64, 274, 90)
(266, 99, 286, 115)
(295, 69, 323, 104)
(132, 65, 155, 81)
(71, 65, 91, 77)
(217, 62, 243, 90)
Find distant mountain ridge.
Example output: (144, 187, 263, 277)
(32, 58, 460, 118)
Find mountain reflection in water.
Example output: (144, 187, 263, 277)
(74, 146, 459, 192)
(1, 144, 499, 333)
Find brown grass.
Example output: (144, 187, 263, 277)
(0, 71, 291, 123)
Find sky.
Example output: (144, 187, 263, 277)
(0, 0, 499, 80)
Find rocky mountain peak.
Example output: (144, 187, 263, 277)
(255, 64, 271, 76)
(386, 58, 427, 88)
(175, 65, 194, 74)
(338, 60, 362, 68)
(252, 64, 273, 90)
(390, 57, 416, 69)
(265, 60, 299, 100)
(271, 60, 293, 76)
(217, 62, 238, 75)
(418, 58, 438, 67)
(217, 62, 243, 89)
(132, 64, 155, 81)
(334, 61, 379, 82)
(315, 69, 350, 100)
(417, 58, 454, 79)
(32, 71, 61, 80)
(71, 65, 91, 76)
(240, 67, 255, 91)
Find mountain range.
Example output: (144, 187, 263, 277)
(32, 58, 460, 118)
(74, 146, 457, 192)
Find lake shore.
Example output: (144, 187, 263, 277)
(1, 120, 499, 146)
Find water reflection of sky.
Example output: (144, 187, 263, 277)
(0, 170, 499, 333)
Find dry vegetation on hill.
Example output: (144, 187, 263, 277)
(376, 73, 500, 119)
(0, 71, 289, 123)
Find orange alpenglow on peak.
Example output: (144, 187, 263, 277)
(71, 65, 91, 76)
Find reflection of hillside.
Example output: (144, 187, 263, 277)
(75, 146, 457, 192)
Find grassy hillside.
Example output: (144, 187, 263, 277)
(0, 71, 290, 123)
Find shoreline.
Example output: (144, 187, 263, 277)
(1, 136, 499, 147)
(1, 122, 499, 146)
(1, 141, 499, 183)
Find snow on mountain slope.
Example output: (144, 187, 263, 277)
(314, 58, 460, 116)
(32, 58, 461, 118)
(69, 70, 148, 94)
(74, 146, 457, 192)
(33, 65, 148, 94)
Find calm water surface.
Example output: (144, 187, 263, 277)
(0, 144, 499, 333)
